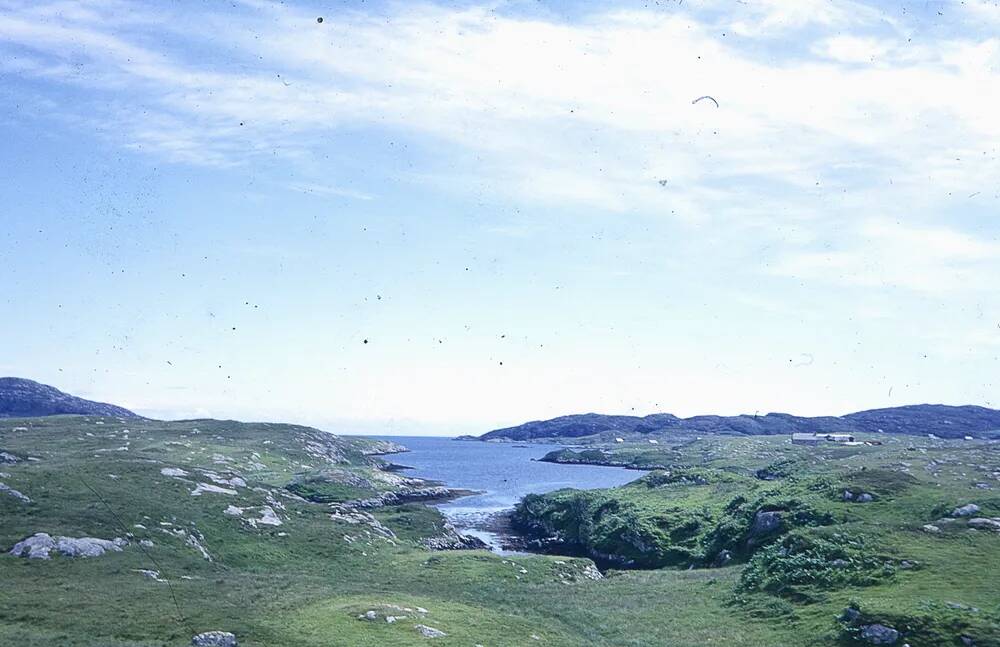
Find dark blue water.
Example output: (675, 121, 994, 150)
(370, 436, 644, 548)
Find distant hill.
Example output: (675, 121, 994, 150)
(478, 404, 1000, 441)
(0, 377, 140, 419)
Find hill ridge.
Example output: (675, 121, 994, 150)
(0, 377, 140, 419)
(478, 404, 1000, 441)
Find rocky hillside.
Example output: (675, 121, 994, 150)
(0, 377, 140, 419)
(478, 404, 1000, 442)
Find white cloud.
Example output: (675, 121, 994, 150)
(1, 0, 999, 288)
(772, 220, 1000, 293)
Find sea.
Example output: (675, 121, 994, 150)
(369, 435, 645, 550)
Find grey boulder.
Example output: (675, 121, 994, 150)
(191, 631, 238, 647)
(751, 511, 783, 536)
(8, 533, 127, 559)
(952, 504, 981, 517)
(414, 624, 447, 638)
(967, 518, 1000, 532)
(9, 532, 56, 559)
(861, 623, 899, 645)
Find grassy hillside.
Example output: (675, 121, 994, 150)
(3, 417, 998, 646)
(0, 415, 801, 647)
(513, 435, 1000, 645)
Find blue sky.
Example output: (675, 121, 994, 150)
(1, 0, 998, 435)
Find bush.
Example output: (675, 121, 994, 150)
(739, 530, 895, 596)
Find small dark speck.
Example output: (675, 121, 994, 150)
(363, 339, 369, 344)
(317, 16, 323, 23)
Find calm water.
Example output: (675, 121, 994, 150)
(369, 435, 645, 548)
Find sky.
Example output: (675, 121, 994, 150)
(1, 0, 999, 435)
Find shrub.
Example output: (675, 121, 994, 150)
(739, 530, 895, 596)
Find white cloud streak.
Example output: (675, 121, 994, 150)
(1, 0, 998, 294)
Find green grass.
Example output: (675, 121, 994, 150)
(2, 417, 999, 645)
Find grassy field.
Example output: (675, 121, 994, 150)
(1, 417, 998, 646)
(515, 434, 1000, 645)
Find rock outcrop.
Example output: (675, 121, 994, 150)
(8, 533, 127, 559)
(860, 623, 899, 645)
(952, 504, 981, 517)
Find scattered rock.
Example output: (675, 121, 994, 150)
(8, 533, 126, 559)
(414, 624, 446, 638)
(133, 569, 166, 582)
(967, 518, 1000, 532)
(421, 523, 488, 550)
(861, 623, 900, 645)
(57, 536, 128, 558)
(843, 490, 854, 501)
(856, 493, 874, 503)
(191, 483, 237, 497)
(160, 467, 189, 477)
(0, 451, 21, 464)
(8, 532, 55, 559)
(191, 631, 238, 647)
(256, 506, 282, 526)
(921, 524, 940, 533)
(952, 504, 980, 517)
(0, 482, 30, 502)
(224, 505, 244, 517)
(351, 486, 470, 509)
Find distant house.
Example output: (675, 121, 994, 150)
(792, 432, 856, 445)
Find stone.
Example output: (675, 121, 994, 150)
(0, 483, 31, 502)
(952, 504, 980, 517)
(55, 536, 127, 558)
(9, 532, 56, 559)
(840, 607, 861, 623)
(191, 483, 237, 496)
(921, 524, 940, 533)
(861, 623, 899, 645)
(160, 467, 189, 477)
(256, 506, 282, 526)
(857, 493, 874, 503)
(967, 518, 1000, 532)
(191, 631, 238, 647)
(750, 510, 783, 536)
(414, 624, 447, 638)
(843, 490, 854, 501)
